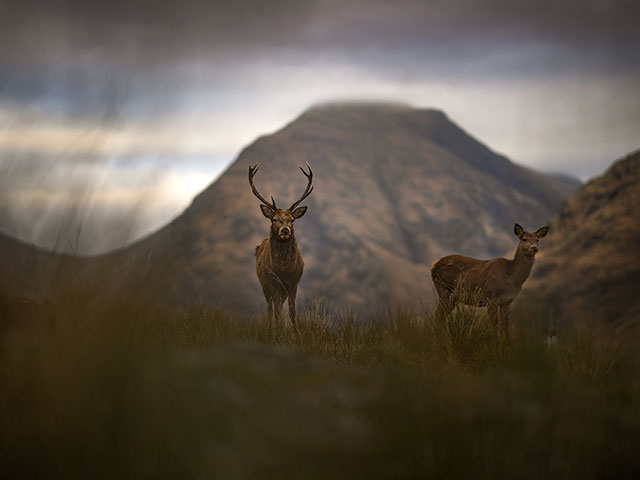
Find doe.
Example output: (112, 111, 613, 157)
(431, 223, 549, 337)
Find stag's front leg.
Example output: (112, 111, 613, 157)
(287, 286, 298, 333)
(261, 283, 277, 323)
(272, 295, 285, 327)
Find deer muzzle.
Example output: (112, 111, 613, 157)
(278, 226, 291, 239)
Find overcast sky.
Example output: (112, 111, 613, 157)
(1, 0, 639, 253)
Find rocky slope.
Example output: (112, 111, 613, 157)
(523, 150, 640, 324)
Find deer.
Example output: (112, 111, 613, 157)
(431, 223, 549, 337)
(248, 163, 313, 332)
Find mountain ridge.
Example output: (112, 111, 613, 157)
(522, 149, 640, 324)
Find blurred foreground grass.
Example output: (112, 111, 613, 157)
(1, 292, 639, 479)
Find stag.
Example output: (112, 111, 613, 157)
(431, 223, 549, 337)
(248, 163, 313, 331)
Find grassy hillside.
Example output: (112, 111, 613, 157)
(1, 291, 639, 479)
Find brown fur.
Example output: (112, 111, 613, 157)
(248, 164, 313, 331)
(431, 224, 549, 337)
(255, 212, 305, 330)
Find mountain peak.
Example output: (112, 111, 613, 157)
(305, 101, 411, 113)
(297, 101, 448, 123)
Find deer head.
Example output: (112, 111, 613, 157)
(514, 223, 549, 257)
(248, 163, 313, 241)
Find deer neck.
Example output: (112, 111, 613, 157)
(269, 233, 298, 267)
(509, 247, 535, 287)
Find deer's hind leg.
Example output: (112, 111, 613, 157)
(488, 302, 500, 338)
(488, 302, 512, 342)
(434, 283, 456, 318)
(499, 304, 511, 340)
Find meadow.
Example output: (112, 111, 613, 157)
(1, 290, 639, 479)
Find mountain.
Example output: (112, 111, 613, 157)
(523, 150, 640, 324)
(0, 103, 579, 313)
(114, 103, 578, 311)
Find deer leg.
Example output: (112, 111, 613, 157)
(286, 285, 299, 333)
(261, 282, 276, 322)
(488, 303, 499, 337)
(434, 299, 448, 318)
(287, 293, 298, 333)
(273, 295, 285, 326)
(499, 305, 511, 340)
(434, 286, 455, 318)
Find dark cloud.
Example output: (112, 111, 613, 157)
(1, 0, 316, 65)
(2, 0, 639, 69)
(2, 0, 637, 116)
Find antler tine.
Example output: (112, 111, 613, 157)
(248, 164, 276, 209)
(290, 162, 314, 210)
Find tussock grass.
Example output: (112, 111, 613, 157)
(1, 291, 639, 479)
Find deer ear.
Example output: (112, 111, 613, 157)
(535, 226, 549, 238)
(260, 204, 275, 219)
(292, 206, 308, 219)
(514, 223, 524, 238)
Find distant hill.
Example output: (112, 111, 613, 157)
(523, 150, 640, 324)
(0, 103, 579, 312)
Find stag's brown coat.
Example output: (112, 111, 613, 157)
(248, 164, 313, 331)
(431, 223, 549, 336)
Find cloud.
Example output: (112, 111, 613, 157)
(1, 0, 638, 252)
(0, 109, 252, 158)
(2, 0, 638, 124)
(0, 151, 214, 254)
(3, 0, 639, 71)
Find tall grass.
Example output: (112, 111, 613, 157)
(1, 291, 639, 479)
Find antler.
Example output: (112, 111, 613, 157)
(248, 164, 276, 209)
(289, 162, 314, 210)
